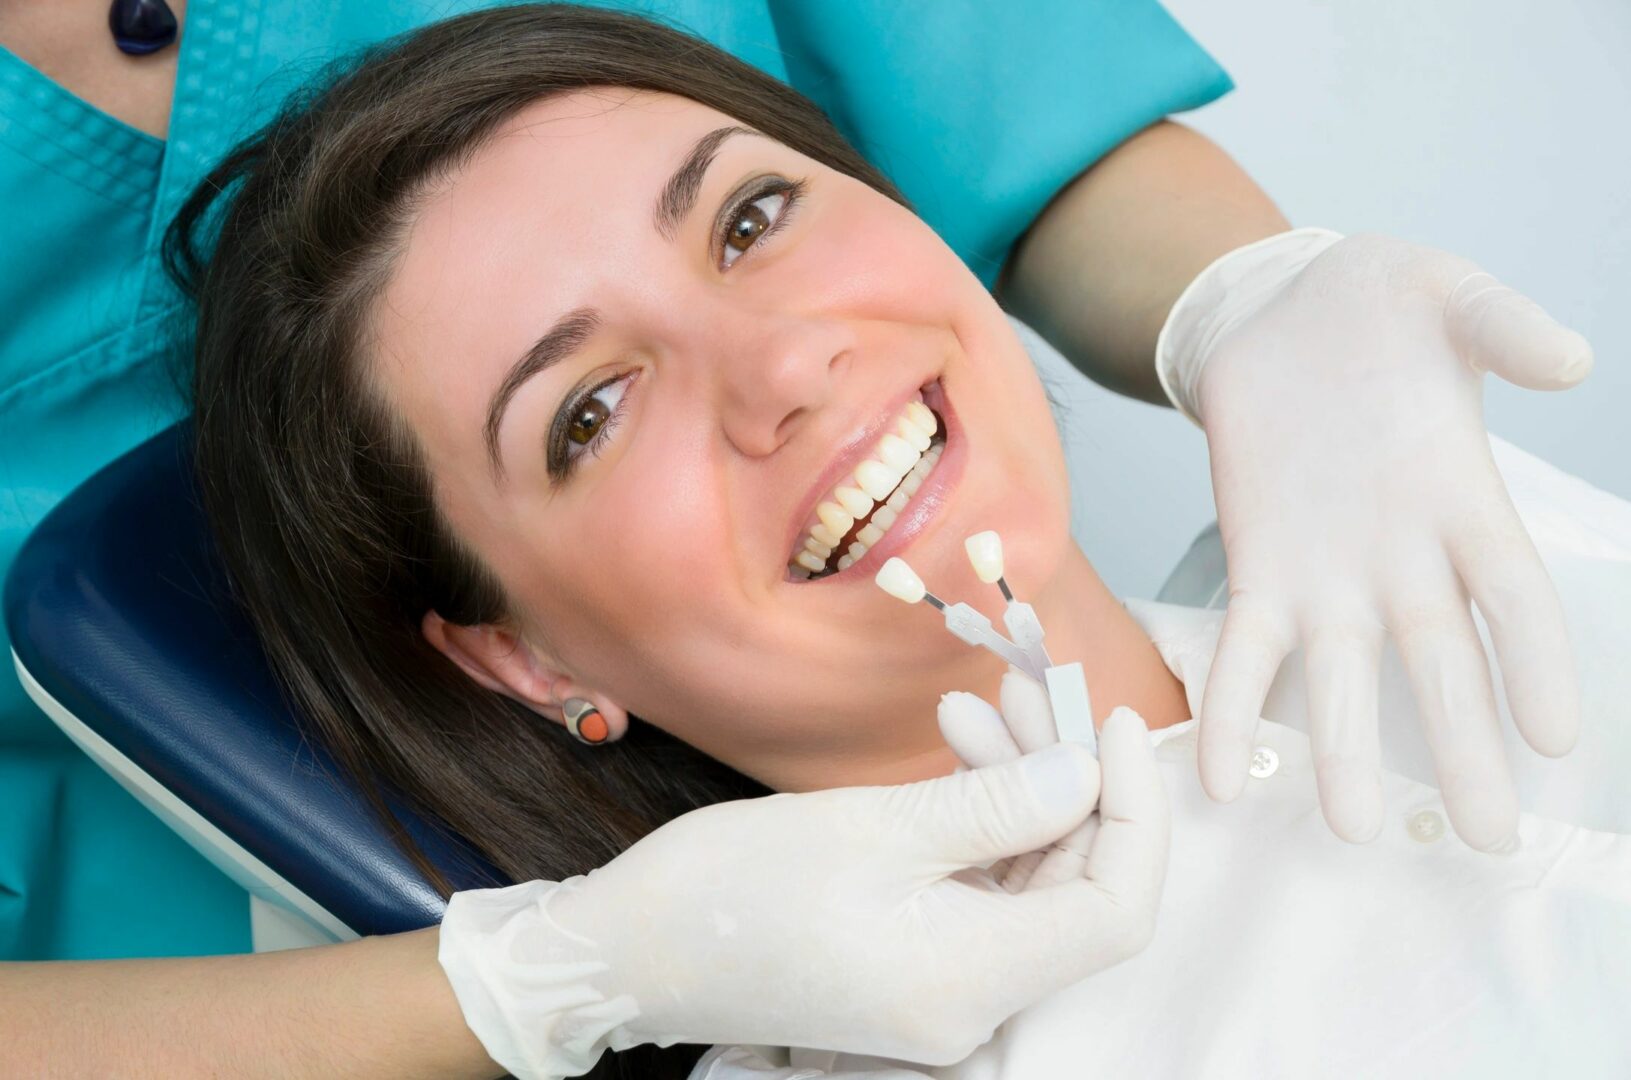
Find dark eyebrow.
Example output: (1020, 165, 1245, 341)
(652, 124, 759, 241)
(484, 306, 601, 475)
(483, 129, 762, 476)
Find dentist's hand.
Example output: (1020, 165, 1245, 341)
(438, 734, 1169, 1079)
(1158, 229, 1591, 850)
(939, 671, 1167, 894)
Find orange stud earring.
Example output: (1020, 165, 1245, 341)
(563, 698, 610, 745)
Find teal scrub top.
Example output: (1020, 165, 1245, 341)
(0, 0, 1229, 960)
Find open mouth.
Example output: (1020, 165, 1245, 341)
(787, 379, 950, 581)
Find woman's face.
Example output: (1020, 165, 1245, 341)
(370, 89, 1074, 790)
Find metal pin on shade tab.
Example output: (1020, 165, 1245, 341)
(874, 532, 1097, 755)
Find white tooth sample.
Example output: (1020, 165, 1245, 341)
(804, 536, 833, 559)
(871, 505, 898, 531)
(874, 556, 926, 603)
(847, 540, 869, 561)
(834, 485, 873, 519)
(856, 522, 884, 547)
(964, 530, 1004, 583)
(906, 401, 938, 437)
(885, 488, 909, 512)
(836, 554, 854, 571)
(817, 501, 854, 537)
(876, 433, 920, 475)
(900, 471, 924, 497)
(794, 550, 826, 572)
(854, 459, 899, 501)
(896, 416, 931, 452)
(810, 521, 841, 548)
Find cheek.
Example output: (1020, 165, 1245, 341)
(499, 433, 747, 679)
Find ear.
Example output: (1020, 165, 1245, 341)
(420, 611, 630, 741)
(421, 610, 556, 708)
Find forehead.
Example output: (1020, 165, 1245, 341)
(398, 88, 738, 290)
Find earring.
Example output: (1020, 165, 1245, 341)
(563, 698, 610, 745)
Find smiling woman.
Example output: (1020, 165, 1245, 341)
(165, 5, 1190, 1078)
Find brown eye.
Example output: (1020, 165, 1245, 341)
(726, 201, 772, 253)
(567, 396, 611, 445)
(719, 185, 798, 268)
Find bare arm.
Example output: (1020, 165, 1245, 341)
(996, 120, 1291, 405)
(0, 928, 501, 1078)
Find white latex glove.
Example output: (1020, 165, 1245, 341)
(438, 737, 1169, 1079)
(938, 671, 1163, 894)
(1157, 228, 1593, 850)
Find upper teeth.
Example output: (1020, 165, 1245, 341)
(789, 397, 944, 577)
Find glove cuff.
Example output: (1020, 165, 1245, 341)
(438, 878, 645, 1080)
(1155, 226, 1345, 426)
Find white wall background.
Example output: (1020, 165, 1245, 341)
(1059, 0, 1631, 600)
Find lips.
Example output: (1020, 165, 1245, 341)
(784, 378, 953, 582)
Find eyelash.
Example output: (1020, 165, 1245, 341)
(547, 175, 807, 482)
(716, 175, 807, 269)
(548, 372, 635, 483)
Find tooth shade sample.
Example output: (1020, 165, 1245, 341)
(834, 485, 873, 519)
(896, 417, 931, 452)
(804, 536, 833, 558)
(794, 550, 825, 572)
(875, 557, 926, 603)
(854, 459, 898, 501)
(965, 531, 1004, 584)
(856, 522, 885, 547)
(871, 505, 898, 531)
(836, 554, 855, 571)
(817, 501, 854, 537)
(810, 522, 842, 548)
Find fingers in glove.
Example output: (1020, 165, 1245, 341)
(1303, 617, 1387, 843)
(1199, 596, 1294, 802)
(905, 742, 1101, 870)
(939, 691, 1022, 769)
(999, 849, 1045, 893)
(992, 708, 1166, 976)
(1082, 707, 1168, 916)
(1388, 581, 1520, 851)
(999, 668, 1061, 752)
(1445, 272, 1593, 390)
(1447, 497, 1580, 758)
(1022, 814, 1102, 890)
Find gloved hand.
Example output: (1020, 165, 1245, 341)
(1157, 228, 1592, 850)
(438, 733, 1169, 1079)
(938, 671, 1163, 895)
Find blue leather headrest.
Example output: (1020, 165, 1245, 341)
(4, 423, 505, 936)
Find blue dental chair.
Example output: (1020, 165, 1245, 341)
(4, 422, 503, 952)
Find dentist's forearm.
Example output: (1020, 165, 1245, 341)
(996, 120, 1290, 405)
(0, 927, 502, 1078)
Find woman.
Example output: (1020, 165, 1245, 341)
(168, 5, 1628, 1078)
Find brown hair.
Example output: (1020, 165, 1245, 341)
(164, 5, 908, 1077)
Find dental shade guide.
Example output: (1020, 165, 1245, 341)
(963, 532, 1053, 678)
(874, 558, 1035, 672)
(874, 538, 1097, 757)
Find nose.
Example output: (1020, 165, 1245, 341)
(712, 311, 853, 457)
